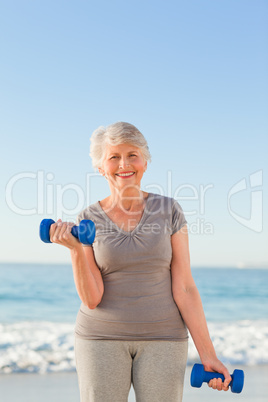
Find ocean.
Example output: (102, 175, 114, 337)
(0, 263, 267, 374)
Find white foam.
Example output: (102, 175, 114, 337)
(1, 320, 267, 373)
(0, 321, 75, 374)
(187, 320, 268, 366)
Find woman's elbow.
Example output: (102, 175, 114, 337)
(84, 293, 103, 310)
(172, 283, 197, 303)
(86, 300, 100, 310)
(86, 303, 98, 310)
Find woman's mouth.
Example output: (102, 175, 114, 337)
(115, 172, 135, 178)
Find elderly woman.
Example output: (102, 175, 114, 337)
(50, 122, 231, 402)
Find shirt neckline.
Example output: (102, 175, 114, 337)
(96, 192, 152, 236)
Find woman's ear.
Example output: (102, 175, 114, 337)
(144, 161, 148, 172)
(98, 167, 105, 176)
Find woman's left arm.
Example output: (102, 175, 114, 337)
(171, 225, 232, 392)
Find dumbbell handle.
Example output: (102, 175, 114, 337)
(202, 371, 231, 384)
(69, 225, 79, 239)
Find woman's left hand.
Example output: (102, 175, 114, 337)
(203, 358, 232, 391)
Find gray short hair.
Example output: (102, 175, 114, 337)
(90, 122, 152, 169)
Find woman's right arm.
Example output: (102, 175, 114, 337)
(70, 245, 104, 309)
(50, 220, 104, 309)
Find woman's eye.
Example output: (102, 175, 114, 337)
(130, 154, 137, 157)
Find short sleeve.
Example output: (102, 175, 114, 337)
(76, 210, 93, 247)
(171, 200, 187, 235)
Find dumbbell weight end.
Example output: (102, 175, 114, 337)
(40, 219, 55, 243)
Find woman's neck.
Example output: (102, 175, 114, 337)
(106, 187, 148, 212)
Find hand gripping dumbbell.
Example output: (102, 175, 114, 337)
(190, 363, 244, 394)
(39, 219, 95, 245)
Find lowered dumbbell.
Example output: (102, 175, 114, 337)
(190, 363, 244, 394)
(39, 219, 95, 245)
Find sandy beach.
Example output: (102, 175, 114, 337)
(1, 365, 267, 402)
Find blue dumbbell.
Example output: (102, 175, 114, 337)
(40, 219, 95, 245)
(191, 363, 244, 394)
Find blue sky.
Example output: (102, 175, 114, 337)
(1, 0, 267, 266)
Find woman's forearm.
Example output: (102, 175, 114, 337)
(174, 285, 217, 364)
(70, 245, 104, 309)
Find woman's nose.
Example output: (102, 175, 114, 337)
(119, 157, 129, 169)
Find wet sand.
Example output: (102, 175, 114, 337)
(0, 365, 267, 401)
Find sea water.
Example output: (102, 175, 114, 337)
(0, 263, 267, 374)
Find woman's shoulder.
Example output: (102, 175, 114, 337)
(76, 201, 101, 224)
(148, 193, 187, 232)
(148, 192, 177, 206)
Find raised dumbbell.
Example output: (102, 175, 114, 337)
(39, 219, 95, 245)
(190, 363, 244, 394)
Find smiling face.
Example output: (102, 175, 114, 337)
(99, 143, 147, 192)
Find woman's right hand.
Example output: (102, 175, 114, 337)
(49, 219, 81, 250)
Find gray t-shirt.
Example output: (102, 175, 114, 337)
(75, 193, 188, 341)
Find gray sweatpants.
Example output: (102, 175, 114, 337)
(75, 337, 188, 402)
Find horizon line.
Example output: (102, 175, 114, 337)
(1, 261, 268, 269)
